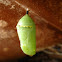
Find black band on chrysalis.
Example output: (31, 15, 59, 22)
(26, 11, 29, 14)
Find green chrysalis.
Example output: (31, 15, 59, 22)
(16, 10, 36, 56)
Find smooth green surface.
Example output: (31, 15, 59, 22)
(16, 14, 36, 56)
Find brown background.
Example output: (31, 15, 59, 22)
(0, 0, 62, 61)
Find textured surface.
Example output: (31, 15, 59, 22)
(0, 0, 62, 60)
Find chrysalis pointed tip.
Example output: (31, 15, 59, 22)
(26, 8, 30, 14)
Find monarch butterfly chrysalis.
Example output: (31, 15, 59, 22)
(16, 10, 36, 56)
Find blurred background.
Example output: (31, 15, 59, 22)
(0, 0, 62, 62)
